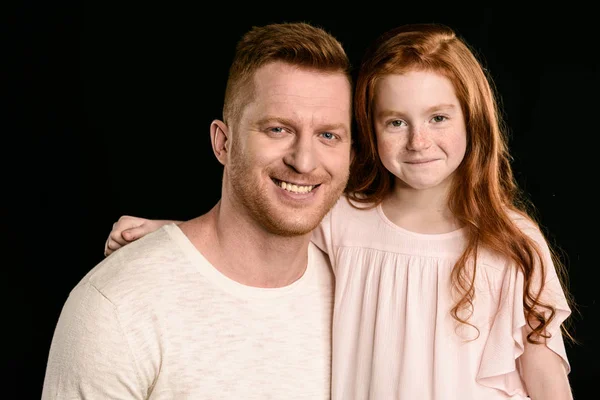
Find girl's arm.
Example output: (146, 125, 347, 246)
(521, 338, 573, 400)
(104, 215, 181, 256)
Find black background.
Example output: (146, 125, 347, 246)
(6, 2, 598, 398)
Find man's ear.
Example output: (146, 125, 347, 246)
(210, 120, 230, 166)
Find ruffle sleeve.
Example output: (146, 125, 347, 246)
(476, 217, 571, 396)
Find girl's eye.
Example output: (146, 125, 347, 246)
(432, 115, 447, 123)
(389, 120, 406, 128)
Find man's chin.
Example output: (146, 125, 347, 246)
(259, 212, 323, 237)
(264, 220, 320, 237)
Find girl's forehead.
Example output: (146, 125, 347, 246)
(374, 71, 459, 103)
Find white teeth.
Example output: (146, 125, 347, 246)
(278, 180, 315, 194)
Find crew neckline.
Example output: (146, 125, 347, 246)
(164, 223, 315, 299)
(376, 203, 466, 240)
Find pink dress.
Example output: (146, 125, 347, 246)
(313, 196, 571, 400)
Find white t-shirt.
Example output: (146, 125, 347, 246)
(42, 224, 334, 400)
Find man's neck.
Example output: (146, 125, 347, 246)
(180, 202, 313, 288)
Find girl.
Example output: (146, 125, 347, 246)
(104, 23, 574, 399)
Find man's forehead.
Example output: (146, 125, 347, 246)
(254, 79, 351, 114)
(254, 62, 350, 93)
(258, 91, 350, 110)
(239, 63, 352, 128)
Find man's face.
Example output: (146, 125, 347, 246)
(225, 61, 352, 236)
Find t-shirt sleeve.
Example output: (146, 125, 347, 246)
(41, 282, 145, 399)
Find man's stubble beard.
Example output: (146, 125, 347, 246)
(227, 144, 348, 237)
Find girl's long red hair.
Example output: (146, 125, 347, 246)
(347, 23, 573, 343)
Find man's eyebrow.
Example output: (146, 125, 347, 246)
(255, 116, 295, 126)
(256, 116, 349, 132)
(319, 122, 349, 132)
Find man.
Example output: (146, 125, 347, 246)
(42, 22, 352, 399)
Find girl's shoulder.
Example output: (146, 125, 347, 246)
(505, 208, 547, 244)
(331, 194, 378, 214)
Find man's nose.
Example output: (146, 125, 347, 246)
(283, 134, 318, 173)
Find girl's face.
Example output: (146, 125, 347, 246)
(373, 69, 467, 193)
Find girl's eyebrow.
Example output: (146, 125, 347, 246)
(424, 103, 457, 113)
(376, 103, 458, 119)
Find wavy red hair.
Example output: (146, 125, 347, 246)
(347, 23, 573, 343)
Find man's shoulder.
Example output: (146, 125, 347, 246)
(80, 225, 190, 302)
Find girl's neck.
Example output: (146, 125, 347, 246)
(381, 182, 461, 234)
